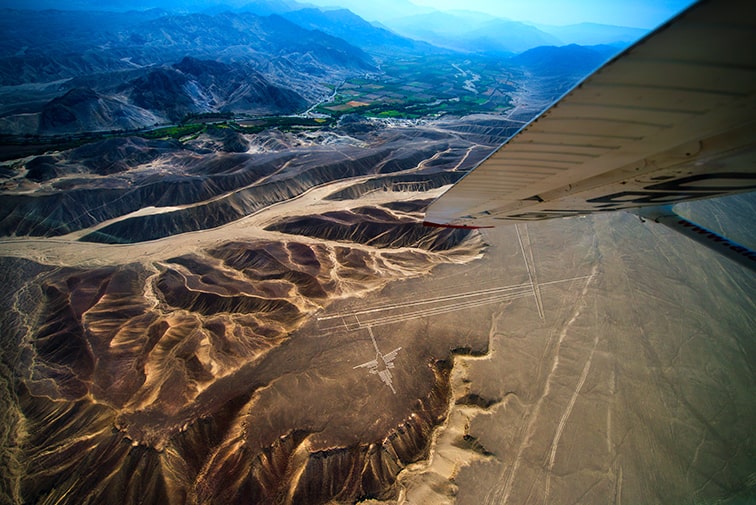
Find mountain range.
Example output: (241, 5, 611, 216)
(0, 2, 644, 135)
(280, 8, 434, 56)
(386, 10, 561, 54)
(0, 8, 378, 134)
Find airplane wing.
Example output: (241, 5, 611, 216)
(424, 0, 756, 229)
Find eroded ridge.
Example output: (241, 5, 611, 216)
(12, 228, 485, 504)
(192, 360, 453, 504)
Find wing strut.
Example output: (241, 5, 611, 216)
(636, 206, 756, 272)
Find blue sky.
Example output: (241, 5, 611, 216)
(302, 0, 697, 28)
(408, 0, 697, 28)
(0, 0, 698, 29)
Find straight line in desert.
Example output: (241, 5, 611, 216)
(516, 223, 545, 320)
(318, 275, 592, 332)
(330, 289, 534, 331)
(317, 283, 533, 321)
(485, 265, 598, 505)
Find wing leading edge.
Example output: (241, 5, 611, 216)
(424, 0, 756, 228)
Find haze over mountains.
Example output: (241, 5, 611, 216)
(0, 6, 382, 134)
(3, 1, 751, 505)
(0, 0, 638, 137)
(383, 10, 644, 54)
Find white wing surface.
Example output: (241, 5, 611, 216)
(424, 0, 756, 228)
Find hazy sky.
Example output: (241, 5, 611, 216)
(0, 0, 698, 29)
(298, 0, 698, 28)
(407, 0, 697, 27)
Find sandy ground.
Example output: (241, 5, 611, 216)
(0, 178, 446, 268)
(1, 141, 754, 504)
(390, 201, 756, 505)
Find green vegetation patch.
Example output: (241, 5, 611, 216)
(315, 54, 515, 120)
(139, 124, 206, 140)
(231, 116, 335, 133)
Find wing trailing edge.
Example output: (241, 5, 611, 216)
(424, 0, 756, 228)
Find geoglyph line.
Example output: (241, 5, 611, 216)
(317, 283, 533, 322)
(543, 331, 600, 503)
(487, 264, 598, 505)
(318, 275, 593, 332)
(322, 289, 534, 331)
(516, 223, 545, 320)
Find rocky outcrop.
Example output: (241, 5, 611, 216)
(39, 87, 161, 135)
(200, 360, 452, 504)
(129, 58, 308, 121)
(267, 206, 474, 251)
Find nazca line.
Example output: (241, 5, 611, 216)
(317, 275, 592, 331)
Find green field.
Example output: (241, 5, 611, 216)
(139, 124, 207, 140)
(316, 55, 516, 119)
(232, 116, 335, 133)
(134, 116, 336, 141)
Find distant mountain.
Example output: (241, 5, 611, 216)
(0, 0, 304, 13)
(0, 5, 630, 137)
(464, 18, 563, 53)
(28, 56, 310, 134)
(303, 0, 433, 23)
(511, 44, 618, 76)
(123, 12, 376, 72)
(0, 9, 376, 86)
(385, 11, 560, 54)
(0, 8, 169, 56)
(214, 0, 305, 16)
(128, 71, 195, 122)
(0, 8, 377, 134)
(388, 10, 497, 38)
(281, 8, 430, 55)
(128, 57, 308, 121)
(535, 22, 647, 47)
(39, 87, 161, 134)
